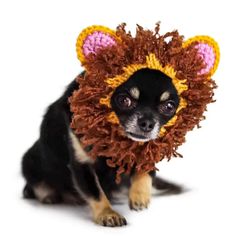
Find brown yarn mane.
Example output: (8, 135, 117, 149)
(69, 24, 217, 183)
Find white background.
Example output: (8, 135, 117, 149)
(0, 0, 235, 235)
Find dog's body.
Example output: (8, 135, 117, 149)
(21, 22, 220, 226)
(22, 70, 182, 227)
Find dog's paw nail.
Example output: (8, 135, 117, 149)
(95, 208, 127, 227)
(129, 193, 150, 211)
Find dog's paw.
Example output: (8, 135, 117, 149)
(41, 195, 61, 204)
(129, 173, 152, 211)
(95, 208, 127, 227)
(129, 190, 150, 211)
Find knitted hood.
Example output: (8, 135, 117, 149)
(69, 23, 220, 182)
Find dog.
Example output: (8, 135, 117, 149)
(22, 68, 183, 227)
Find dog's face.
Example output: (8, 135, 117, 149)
(111, 69, 180, 142)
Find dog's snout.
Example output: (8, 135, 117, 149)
(138, 117, 155, 132)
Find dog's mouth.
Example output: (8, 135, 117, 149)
(126, 132, 151, 142)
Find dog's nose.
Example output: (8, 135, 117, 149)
(138, 117, 155, 132)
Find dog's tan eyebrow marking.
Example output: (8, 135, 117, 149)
(130, 87, 140, 99)
(160, 91, 170, 101)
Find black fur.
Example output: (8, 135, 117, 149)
(22, 76, 121, 203)
(111, 69, 180, 141)
(70, 161, 101, 200)
(22, 70, 182, 205)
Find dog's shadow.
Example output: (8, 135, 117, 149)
(25, 198, 92, 221)
(22, 185, 190, 224)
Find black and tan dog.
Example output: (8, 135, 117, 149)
(22, 22, 220, 226)
(22, 69, 183, 227)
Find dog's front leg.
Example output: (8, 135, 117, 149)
(69, 132, 126, 227)
(129, 172, 152, 211)
(70, 160, 126, 226)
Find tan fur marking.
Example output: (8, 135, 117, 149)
(34, 182, 54, 202)
(88, 193, 126, 226)
(129, 173, 152, 210)
(160, 91, 170, 101)
(69, 130, 93, 163)
(89, 194, 111, 219)
(130, 87, 140, 99)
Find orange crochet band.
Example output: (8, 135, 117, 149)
(69, 23, 220, 183)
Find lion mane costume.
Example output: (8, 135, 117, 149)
(69, 23, 220, 183)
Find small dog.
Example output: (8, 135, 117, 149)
(22, 68, 182, 227)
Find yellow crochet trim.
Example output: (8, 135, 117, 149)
(100, 53, 188, 136)
(76, 25, 119, 63)
(183, 35, 220, 77)
(104, 53, 188, 96)
(107, 112, 120, 124)
(100, 92, 113, 108)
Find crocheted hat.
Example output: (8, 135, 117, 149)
(69, 24, 220, 183)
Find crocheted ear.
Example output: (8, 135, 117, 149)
(184, 36, 220, 76)
(76, 25, 119, 64)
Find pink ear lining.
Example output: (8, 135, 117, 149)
(195, 43, 216, 75)
(82, 31, 116, 57)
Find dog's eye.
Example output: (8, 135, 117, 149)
(116, 94, 135, 109)
(159, 100, 176, 116)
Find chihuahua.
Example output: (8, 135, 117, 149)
(22, 68, 182, 227)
